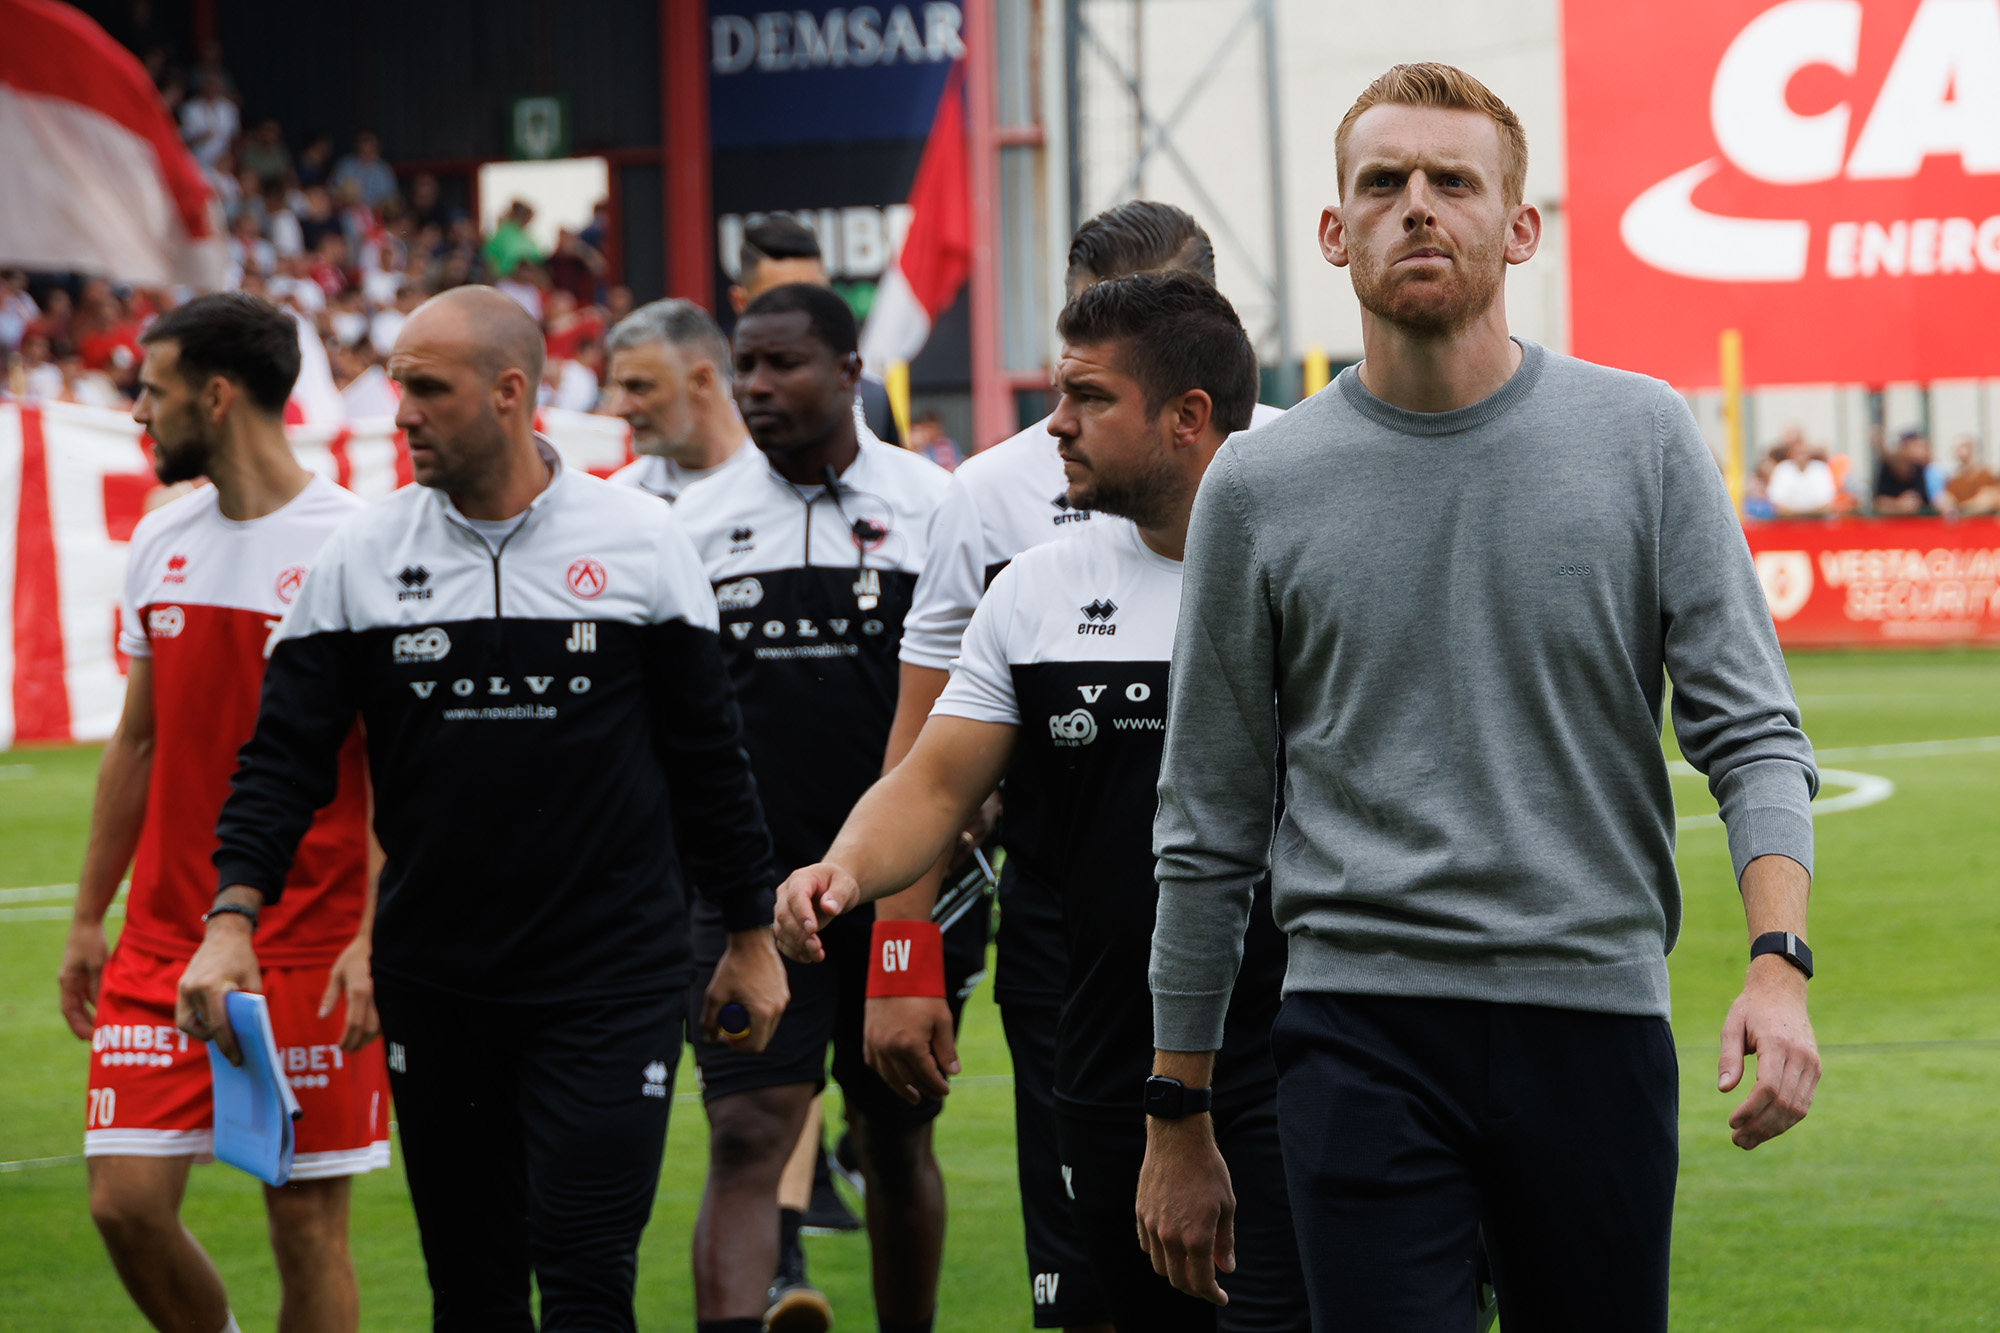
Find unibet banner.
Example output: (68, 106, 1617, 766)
(1564, 0, 2000, 386)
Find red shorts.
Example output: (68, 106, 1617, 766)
(84, 945, 392, 1180)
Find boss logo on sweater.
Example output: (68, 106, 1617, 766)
(392, 627, 451, 663)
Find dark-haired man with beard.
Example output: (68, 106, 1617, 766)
(1139, 63, 1821, 1330)
(773, 272, 1308, 1332)
(61, 291, 386, 1333)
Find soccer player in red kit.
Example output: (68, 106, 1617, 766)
(56, 292, 388, 1333)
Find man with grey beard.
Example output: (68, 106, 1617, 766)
(605, 299, 761, 504)
(1136, 63, 1822, 1331)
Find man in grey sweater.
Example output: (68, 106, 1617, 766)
(1135, 64, 1822, 1331)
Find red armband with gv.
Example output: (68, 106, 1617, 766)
(866, 919, 945, 998)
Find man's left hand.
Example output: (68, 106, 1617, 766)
(865, 995, 958, 1103)
(176, 917, 262, 1066)
(1719, 955, 1820, 1149)
(703, 927, 789, 1052)
(318, 933, 380, 1053)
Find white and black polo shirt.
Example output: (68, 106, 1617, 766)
(932, 518, 1286, 1121)
(675, 436, 951, 873)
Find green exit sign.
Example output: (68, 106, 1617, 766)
(510, 97, 569, 160)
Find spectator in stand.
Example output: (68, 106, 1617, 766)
(579, 199, 611, 255)
(190, 37, 238, 100)
(1940, 436, 2000, 516)
(70, 281, 144, 389)
(907, 410, 962, 471)
(1, 269, 38, 352)
(539, 344, 601, 412)
(307, 234, 351, 299)
(1874, 431, 1935, 514)
(226, 211, 276, 284)
(542, 288, 604, 363)
(264, 182, 305, 258)
(330, 130, 399, 209)
(1766, 427, 1837, 517)
(239, 116, 292, 186)
(11, 333, 64, 400)
(296, 132, 334, 188)
(28, 287, 75, 358)
(299, 186, 342, 255)
(547, 227, 607, 307)
(484, 200, 542, 282)
(495, 261, 546, 323)
(370, 282, 423, 358)
(178, 69, 237, 168)
(407, 173, 447, 231)
(605, 284, 635, 324)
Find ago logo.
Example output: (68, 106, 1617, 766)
(1565, 0, 2000, 385)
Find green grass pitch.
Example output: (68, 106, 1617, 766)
(2, 649, 1996, 1329)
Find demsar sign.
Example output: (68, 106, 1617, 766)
(1565, 0, 2000, 386)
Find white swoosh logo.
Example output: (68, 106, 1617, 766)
(1619, 158, 1810, 282)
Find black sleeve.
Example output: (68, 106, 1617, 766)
(641, 619, 779, 931)
(212, 631, 362, 906)
(859, 375, 902, 447)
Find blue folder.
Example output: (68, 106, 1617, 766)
(206, 990, 301, 1186)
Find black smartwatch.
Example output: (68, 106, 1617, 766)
(1143, 1075, 1213, 1119)
(1750, 930, 1813, 979)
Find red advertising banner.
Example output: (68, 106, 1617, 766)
(1564, 0, 2000, 386)
(1746, 516, 2000, 645)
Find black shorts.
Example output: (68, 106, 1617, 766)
(1001, 1000, 1109, 1328)
(1272, 992, 1678, 1331)
(376, 979, 682, 1332)
(688, 898, 987, 1131)
(1056, 1096, 1309, 1333)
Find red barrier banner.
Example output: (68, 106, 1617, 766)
(1564, 0, 2000, 386)
(1746, 516, 2000, 645)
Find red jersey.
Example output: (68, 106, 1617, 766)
(117, 475, 369, 966)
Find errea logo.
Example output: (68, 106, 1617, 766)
(642, 1060, 669, 1098)
(1077, 599, 1118, 636)
(392, 627, 451, 664)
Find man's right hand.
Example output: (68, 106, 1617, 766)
(58, 920, 109, 1040)
(1136, 1115, 1236, 1306)
(772, 863, 861, 963)
(865, 995, 960, 1103)
(701, 927, 789, 1053)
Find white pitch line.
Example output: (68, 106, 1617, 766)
(0, 1155, 84, 1173)
(1671, 765, 1894, 831)
(0, 766, 34, 780)
(1813, 735, 2000, 762)
(0, 905, 122, 922)
(0, 884, 84, 904)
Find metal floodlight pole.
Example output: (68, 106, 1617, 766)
(1065, 0, 1085, 237)
(1261, 0, 1291, 383)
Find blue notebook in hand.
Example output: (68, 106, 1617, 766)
(206, 990, 302, 1186)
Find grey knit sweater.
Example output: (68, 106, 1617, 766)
(1151, 340, 1817, 1050)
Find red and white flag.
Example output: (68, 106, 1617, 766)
(860, 62, 972, 375)
(0, 0, 226, 288)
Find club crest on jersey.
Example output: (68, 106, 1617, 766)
(1050, 709, 1097, 746)
(567, 558, 607, 599)
(163, 553, 188, 583)
(1078, 600, 1118, 635)
(146, 606, 185, 639)
(716, 577, 764, 612)
(274, 565, 307, 604)
(392, 627, 451, 664)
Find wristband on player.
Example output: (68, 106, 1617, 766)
(866, 919, 945, 999)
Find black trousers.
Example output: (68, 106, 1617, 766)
(1002, 1001, 1110, 1328)
(376, 978, 683, 1332)
(1057, 1097, 1310, 1333)
(1271, 993, 1678, 1333)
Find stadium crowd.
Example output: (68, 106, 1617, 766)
(0, 33, 630, 424)
(1742, 423, 2000, 518)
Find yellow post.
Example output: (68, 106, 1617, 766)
(1302, 344, 1332, 399)
(886, 359, 913, 445)
(1719, 329, 1744, 510)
